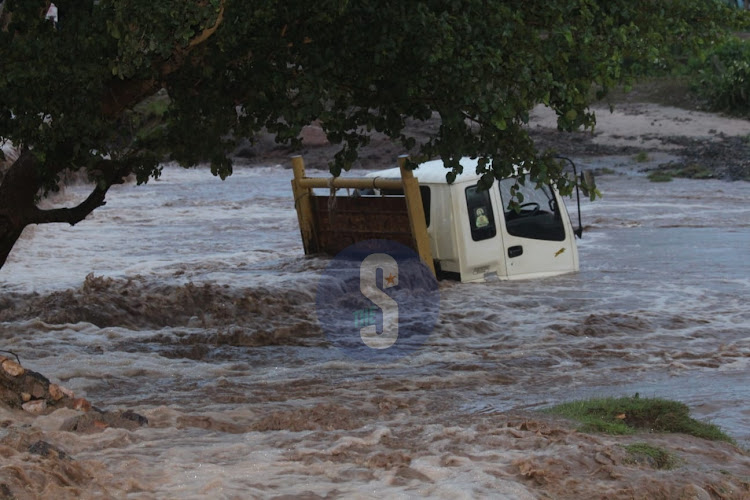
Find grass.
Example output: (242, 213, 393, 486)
(544, 394, 734, 443)
(130, 90, 171, 144)
(624, 443, 681, 470)
(633, 151, 650, 163)
(676, 163, 714, 179)
(647, 163, 715, 182)
(647, 171, 674, 182)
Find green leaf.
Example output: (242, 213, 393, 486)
(563, 29, 574, 45)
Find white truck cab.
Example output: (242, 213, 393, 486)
(366, 157, 580, 282)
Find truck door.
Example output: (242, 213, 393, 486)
(455, 183, 507, 282)
(496, 176, 578, 279)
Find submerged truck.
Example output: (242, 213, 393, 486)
(291, 155, 583, 282)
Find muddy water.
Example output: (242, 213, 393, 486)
(0, 160, 748, 498)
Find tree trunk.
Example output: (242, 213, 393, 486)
(0, 222, 25, 271)
(0, 151, 120, 270)
(0, 2, 227, 271)
(0, 150, 42, 269)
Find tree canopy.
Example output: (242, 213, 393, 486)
(0, 0, 740, 269)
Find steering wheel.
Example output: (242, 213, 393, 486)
(519, 202, 540, 216)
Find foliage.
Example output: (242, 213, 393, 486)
(689, 37, 750, 115)
(544, 395, 734, 442)
(0, 1, 740, 206)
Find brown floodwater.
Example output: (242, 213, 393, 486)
(0, 159, 748, 498)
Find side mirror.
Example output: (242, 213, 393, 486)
(554, 156, 586, 239)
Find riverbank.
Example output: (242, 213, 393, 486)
(238, 78, 750, 182)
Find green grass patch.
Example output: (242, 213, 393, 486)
(544, 395, 734, 443)
(597, 167, 616, 175)
(676, 163, 714, 179)
(624, 443, 681, 470)
(648, 163, 715, 182)
(647, 171, 674, 182)
(634, 151, 650, 163)
(128, 90, 171, 145)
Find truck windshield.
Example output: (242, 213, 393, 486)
(498, 176, 566, 241)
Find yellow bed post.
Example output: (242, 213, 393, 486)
(291, 154, 435, 278)
(398, 155, 436, 276)
(291, 155, 317, 254)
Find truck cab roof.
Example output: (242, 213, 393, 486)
(368, 157, 529, 186)
(368, 157, 484, 185)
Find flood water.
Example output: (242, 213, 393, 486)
(0, 157, 748, 498)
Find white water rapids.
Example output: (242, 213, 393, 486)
(0, 158, 748, 498)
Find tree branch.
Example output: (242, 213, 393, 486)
(188, 1, 225, 49)
(102, 79, 162, 118)
(28, 160, 132, 226)
(101, 0, 226, 118)
(30, 184, 109, 226)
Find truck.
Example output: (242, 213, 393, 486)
(291, 155, 583, 282)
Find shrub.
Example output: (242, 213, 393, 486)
(690, 37, 750, 115)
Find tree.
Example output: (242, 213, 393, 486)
(0, 0, 737, 270)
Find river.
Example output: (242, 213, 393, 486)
(0, 158, 748, 498)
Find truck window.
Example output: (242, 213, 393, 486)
(465, 186, 497, 241)
(498, 177, 566, 241)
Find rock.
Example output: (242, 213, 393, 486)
(0, 388, 18, 408)
(72, 398, 91, 412)
(120, 410, 149, 426)
(29, 382, 46, 399)
(299, 123, 329, 146)
(1, 359, 146, 439)
(93, 420, 109, 431)
(0, 363, 54, 408)
(232, 138, 257, 159)
(48, 384, 63, 401)
(11, 369, 52, 401)
(22, 400, 47, 414)
(2, 360, 24, 377)
(61, 409, 148, 433)
(230, 134, 279, 160)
